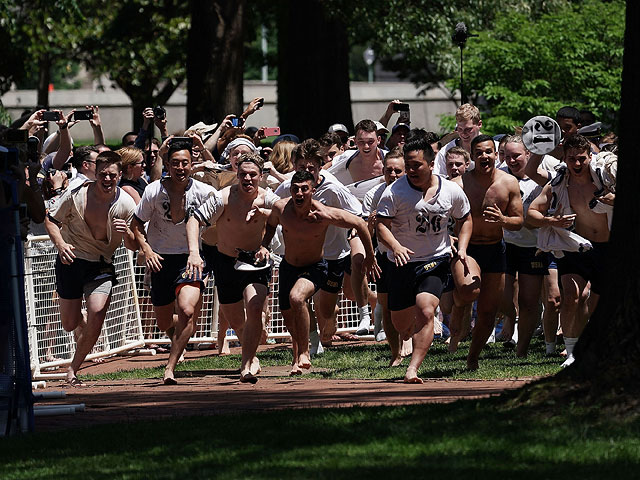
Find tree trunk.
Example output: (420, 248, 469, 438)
(186, 0, 245, 127)
(565, 0, 640, 393)
(36, 53, 51, 109)
(277, 0, 353, 140)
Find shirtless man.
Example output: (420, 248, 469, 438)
(44, 151, 137, 385)
(376, 135, 474, 383)
(274, 140, 369, 345)
(440, 146, 481, 353)
(186, 153, 279, 383)
(462, 134, 523, 370)
(528, 134, 610, 366)
(131, 139, 217, 384)
(328, 119, 385, 186)
(265, 170, 376, 375)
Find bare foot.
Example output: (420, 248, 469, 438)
(220, 341, 231, 355)
(298, 352, 312, 370)
(65, 370, 84, 387)
(289, 363, 302, 376)
(178, 351, 185, 364)
(403, 368, 423, 384)
(163, 370, 177, 385)
(45, 355, 63, 363)
(400, 339, 413, 357)
(389, 356, 403, 367)
(240, 371, 258, 384)
(91, 357, 104, 364)
(250, 357, 261, 376)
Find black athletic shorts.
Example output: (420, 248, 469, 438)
(201, 242, 218, 278)
(150, 253, 204, 307)
(374, 251, 392, 294)
(505, 243, 549, 276)
(556, 241, 608, 295)
(55, 256, 117, 300)
(321, 255, 352, 293)
(278, 258, 328, 311)
(212, 247, 271, 304)
(467, 240, 507, 274)
(387, 256, 451, 311)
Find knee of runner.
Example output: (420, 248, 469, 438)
(289, 292, 307, 308)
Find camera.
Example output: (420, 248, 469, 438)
(73, 110, 93, 121)
(153, 106, 166, 120)
(231, 117, 240, 128)
(168, 136, 193, 148)
(393, 103, 410, 112)
(256, 98, 264, 108)
(42, 111, 61, 121)
(49, 168, 73, 179)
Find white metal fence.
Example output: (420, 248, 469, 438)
(24, 236, 367, 380)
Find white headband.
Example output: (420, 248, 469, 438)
(221, 138, 257, 162)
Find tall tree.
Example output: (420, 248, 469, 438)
(186, 0, 245, 126)
(0, 0, 87, 107)
(83, 0, 188, 131)
(566, 0, 639, 394)
(461, 0, 624, 134)
(277, 0, 353, 139)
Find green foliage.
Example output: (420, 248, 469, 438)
(82, 0, 188, 102)
(244, 2, 278, 81)
(326, 0, 569, 91)
(460, 0, 625, 134)
(0, 0, 88, 95)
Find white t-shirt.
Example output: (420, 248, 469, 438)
(501, 167, 550, 247)
(377, 175, 470, 263)
(327, 148, 387, 187)
(275, 170, 362, 260)
(134, 178, 217, 255)
(48, 183, 136, 263)
(363, 181, 392, 255)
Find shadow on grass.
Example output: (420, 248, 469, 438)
(2, 396, 639, 479)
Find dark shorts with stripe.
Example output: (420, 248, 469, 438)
(55, 256, 117, 300)
(321, 255, 352, 293)
(388, 256, 451, 311)
(150, 253, 204, 306)
(505, 244, 549, 276)
(467, 240, 507, 274)
(556, 242, 608, 295)
(212, 247, 271, 304)
(374, 251, 392, 294)
(278, 258, 328, 311)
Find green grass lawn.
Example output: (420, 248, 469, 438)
(86, 337, 564, 382)
(2, 396, 638, 479)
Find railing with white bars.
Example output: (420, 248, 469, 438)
(24, 236, 369, 380)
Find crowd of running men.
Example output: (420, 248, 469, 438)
(5, 98, 616, 385)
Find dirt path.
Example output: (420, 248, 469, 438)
(33, 342, 534, 432)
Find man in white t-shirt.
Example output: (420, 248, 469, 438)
(376, 135, 473, 383)
(45, 151, 137, 385)
(131, 139, 217, 385)
(186, 153, 279, 384)
(433, 104, 484, 176)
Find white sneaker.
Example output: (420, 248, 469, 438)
(356, 319, 371, 336)
(310, 330, 323, 357)
(561, 353, 575, 368)
(375, 331, 387, 342)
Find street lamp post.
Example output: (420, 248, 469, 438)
(363, 47, 375, 83)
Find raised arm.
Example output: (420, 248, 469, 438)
(88, 105, 105, 145)
(525, 153, 553, 187)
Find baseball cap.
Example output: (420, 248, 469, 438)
(328, 123, 349, 135)
(391, 123, 410, 134)
(374, 121, 389, 135)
